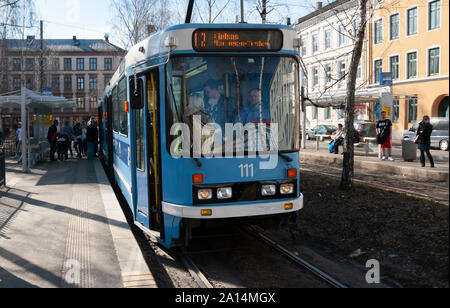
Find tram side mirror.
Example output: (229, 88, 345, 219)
(130, 78, 144, 109)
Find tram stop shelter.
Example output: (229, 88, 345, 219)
(301, 86, 394, 151)
(0, 88, 75, 173)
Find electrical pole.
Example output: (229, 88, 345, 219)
(261, 0, 267, 24)
(39, 20, 43, 92)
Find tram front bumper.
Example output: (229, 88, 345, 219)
(162, 195, 303, 219)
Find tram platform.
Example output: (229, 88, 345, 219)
(300, 144, 449, 183)
(0, 158, 157, 288)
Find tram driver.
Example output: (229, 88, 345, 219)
(202, 80, 236, 130)
(240, 88, 271, 125)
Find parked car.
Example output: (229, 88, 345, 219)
(354, 121, 377, 139)
(403, 117, 449, 151)
(306, 125, 338, 140)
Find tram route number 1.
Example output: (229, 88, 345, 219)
(239, 164, 254, 178)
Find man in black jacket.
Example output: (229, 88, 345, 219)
(86, 121, 98, 159)
(417, 116, 435, 168)
(47, 120, 59, 162)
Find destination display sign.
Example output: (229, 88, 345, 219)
(193, 29, 283, 52)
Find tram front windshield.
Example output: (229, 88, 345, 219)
(166, 56, 300, 156)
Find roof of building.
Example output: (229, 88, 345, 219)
(295, 0, 353, 26)
(6, 37, 126, 53)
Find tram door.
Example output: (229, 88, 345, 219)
(133, 71, 161, 231)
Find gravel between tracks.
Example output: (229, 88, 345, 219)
(287, 171, 449, 288)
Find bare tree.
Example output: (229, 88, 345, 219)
(340, 0, 369, 190)
(110, 0, 173, 49)
(193, 0, 233, 23)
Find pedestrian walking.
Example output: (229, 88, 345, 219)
(73, 123, 83, 158)
(56, 133, 68, 161)
(416, 115, 435, 168)
(62, 121, 75, 158)
(376, 111, 394, 161)
(47, 120, 59, 162)
(15, 122, 22, 158)
(86, 120, 98, 160)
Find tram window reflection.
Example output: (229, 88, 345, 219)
(167, 56, 300, 155)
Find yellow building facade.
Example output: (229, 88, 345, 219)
(369, 0, 449, 138)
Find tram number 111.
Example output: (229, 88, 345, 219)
(239, 164, 254, 178)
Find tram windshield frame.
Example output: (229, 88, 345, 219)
(166, 55, 300, 157)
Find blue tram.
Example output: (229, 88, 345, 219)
(99, 23, 304, 248)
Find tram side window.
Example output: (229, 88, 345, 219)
(118, 77, 128, 135)
(112, 86, 120, 133)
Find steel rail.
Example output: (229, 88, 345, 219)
(246, 225, 348, 289)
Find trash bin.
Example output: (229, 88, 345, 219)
(402, 138, 418, 162)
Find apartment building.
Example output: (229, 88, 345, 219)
(1, 35, 126, 133)
(369, 0, 449, 138)
(295, 0, 372, 130)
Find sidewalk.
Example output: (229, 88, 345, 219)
(301, 145, 449, 183)
(0, 158, 156, 288)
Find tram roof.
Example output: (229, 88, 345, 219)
(102, 23, 299, 97)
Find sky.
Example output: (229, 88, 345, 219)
(33, 0, 315, 48)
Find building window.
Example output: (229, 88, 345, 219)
(407, 7, 418, 36)
(13, 77, 21, 90)
(429, 0, 441, 30)
(64, 58, 72, 71)
(338, 108, 345, 120)
(338, 60, 346, 81)
(90, 58, 97, 71)
(52, 59, 60, 71)
(324, 107, 331, 120)
(312, 33, 318, 53)
(89, 77, 97, 90)
(25, 58, 34, 71)
(77, 77, 84, 90)
(64, 76, 72, 91)
(374, 19, 383, 44)
(408, 97, 418, 123)
(428, 47, 440, 76)
(407, 52, 417, 79)
(324, 30, 331, 50)
(324, 64, 332, 84)
(76, 58, 84, 71)
(76, 97, 85, 109)
(357, 63, 362, 79)
(312, 66, 319, 87)
(312, 106, 317, 120)
(105, 58, 113, 70)
(339, 25, 346, 46)
(13, 58, 21, 71)
(52, 76, 60, 91)
(300, 35, 307, 56)
(390, 13, 399, 40)
(390, 55, 399, 80)
(90, 96, 98, 109)
(393, 98, 400, 123)
(374, 59, 382, 84)
(26, 76, 34, 90)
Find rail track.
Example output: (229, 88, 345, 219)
(176, 224, 347, 289)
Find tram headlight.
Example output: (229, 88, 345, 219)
(198, 189, 213, 200)
(280, 184, 295, 195)
(217, 187, 233, 200)
(261, 185, 276, 197)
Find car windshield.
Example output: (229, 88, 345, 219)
(166, 56, 300, 156)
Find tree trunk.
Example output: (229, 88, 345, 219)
(340, 0, 368, 190)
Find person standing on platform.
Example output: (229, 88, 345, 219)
(376, 111, 394, 161)
(47, 120, 59, 162)
(416, 115, 435, 168)
(86, 120, 98, 159)
(62, 121, 75, 159)
(15, 122, 22, 158)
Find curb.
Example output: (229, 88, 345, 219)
(300, 152, 449, 183)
